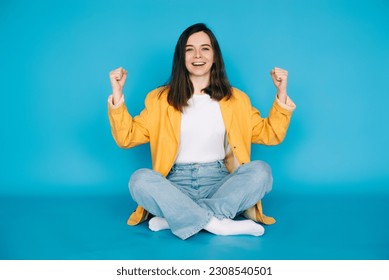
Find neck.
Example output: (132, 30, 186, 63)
(190, 74, 210, 95)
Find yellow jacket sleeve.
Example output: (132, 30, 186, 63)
(251, 96, 296, 145)
(108, 94, 152, 148)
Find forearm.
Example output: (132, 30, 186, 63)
(108, 101, 135, 148)
(107, 96, 150, 148)
(252, 96, 296, 145)
(276, 90, 287, 104)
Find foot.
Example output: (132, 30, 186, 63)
(204, 217, 264, 236)
(148, 217, 170, 231)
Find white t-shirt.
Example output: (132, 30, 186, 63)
(175, 94, 226, 164)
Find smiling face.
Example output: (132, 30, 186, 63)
(185, 31, 214, 80)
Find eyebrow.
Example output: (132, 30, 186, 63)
(185, 44, 212, 47)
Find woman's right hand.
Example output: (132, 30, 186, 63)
(109, 67, 128, 104)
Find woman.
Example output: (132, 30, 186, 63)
(108, 23, 295, 240)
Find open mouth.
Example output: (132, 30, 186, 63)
(192, 62, 206, 66)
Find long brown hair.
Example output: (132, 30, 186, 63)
(164, 23, 232, 112)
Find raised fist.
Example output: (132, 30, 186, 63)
(270, 67, 288, 93)
(270, 67, 288, 103)
(109, 67, 128, 94)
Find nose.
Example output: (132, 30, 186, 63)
(194, 49, 202, 58)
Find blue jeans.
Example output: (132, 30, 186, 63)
(129, 160, 273, 240)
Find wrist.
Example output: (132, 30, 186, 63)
(276, 90, 287, 104)
(112, 91, 123, 105)
(113, 89, 123, 96)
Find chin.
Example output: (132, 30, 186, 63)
(189, 69, 211, 77)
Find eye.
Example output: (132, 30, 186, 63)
(202, 47, 210, 51)
(185, 48, 193, 52)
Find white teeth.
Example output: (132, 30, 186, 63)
(192, 62, 205, 66)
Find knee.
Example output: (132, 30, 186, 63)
(250, 160, 272, 175)
(245, 161, 273, 191)
(129, 168, 155, 198)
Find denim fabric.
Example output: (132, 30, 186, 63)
(129, 160, 273, 240)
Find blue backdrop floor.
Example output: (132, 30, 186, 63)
(1, 190, 388, 260)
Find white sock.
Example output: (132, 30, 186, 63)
(204, 217, 265, 236)
(148, 217, 170, 231)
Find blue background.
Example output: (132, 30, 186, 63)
(0, 0, 388, 260)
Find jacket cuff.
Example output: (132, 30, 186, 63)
(275, 95, 296, 112)
(107, 94, 125, 109)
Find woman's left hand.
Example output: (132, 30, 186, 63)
(270, 67, 288, 102)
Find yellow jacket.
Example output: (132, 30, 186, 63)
(108, 87, 295, 226)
